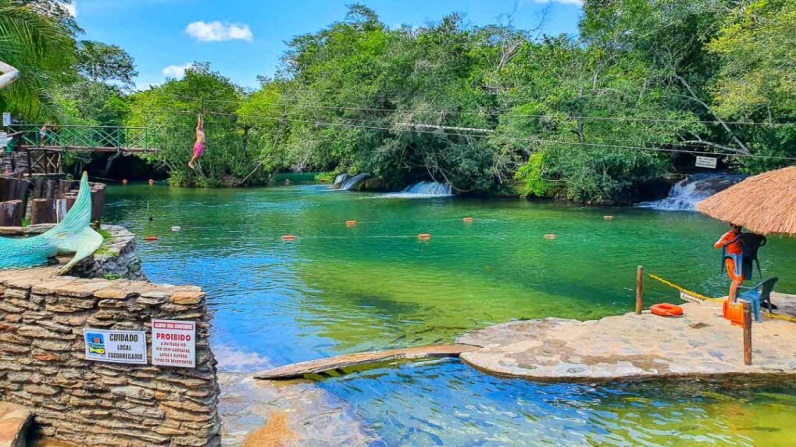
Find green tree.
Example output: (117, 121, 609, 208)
(0, 0, 77, 120)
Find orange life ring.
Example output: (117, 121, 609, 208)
(650, 303, 683, 317)
(281, 235, 297, 241)
(462, 217, 474, 223)
(143, 236, 158, 241)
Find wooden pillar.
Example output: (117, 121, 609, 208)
(635, 266, 644, 314)
(64, 193, 76, 212)
(30, 198, 56, 224)
(55, 198, 67, 222)
(90, 184, 106, 222)
(0, 200, 23, 226)
(743, 301, 752, 365)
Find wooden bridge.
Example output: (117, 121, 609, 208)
(2, 124, 159, 174)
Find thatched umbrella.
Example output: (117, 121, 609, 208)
(696, 166, 796, 236)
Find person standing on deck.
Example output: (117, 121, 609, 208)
(714, 223, 744, 301)
(188, 114, 205, 169)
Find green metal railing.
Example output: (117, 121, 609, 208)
(10, 124, 159, 152)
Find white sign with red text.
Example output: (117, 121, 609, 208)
(151, 319, 196, 368)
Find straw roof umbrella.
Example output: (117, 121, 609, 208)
(696, 166, 796, 236)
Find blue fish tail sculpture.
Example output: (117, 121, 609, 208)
(0, 172, 104, 274)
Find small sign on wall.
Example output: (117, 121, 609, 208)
(152, 319, 196, 368)
(695, 156, 718, 169)
(0, 132, 6, 150)
(83, 328, 147, 364)
(2, 112, 10, 127)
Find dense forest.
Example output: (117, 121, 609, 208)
(2, 0, 794, 203)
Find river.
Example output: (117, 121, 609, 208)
(105, 183, 796, 446)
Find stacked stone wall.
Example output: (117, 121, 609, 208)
(0, 267, 220, 447)
(72, 225, 146, 281)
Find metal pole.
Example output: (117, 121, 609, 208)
(743, 301, 752, 365)
(635, 266, 644, 314)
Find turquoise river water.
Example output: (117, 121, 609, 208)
(105, 183, 796, 446)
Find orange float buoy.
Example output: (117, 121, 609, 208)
(281, 235, 297, 242)
(345, 220, 357, 227)
(463, 217, 474, 223)
(650, 303, 683, 317)
(604, 215, 614, 221)
(417, 233, 432, 241)
(122, 179, 129, 185)
(143, 236, 158, 241)
(543, 234, 556, 240)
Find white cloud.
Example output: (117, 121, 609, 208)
(63, 1, 76, 17)
(185, 21, 253, 42)
(535, 0, 584, 5)
(161, 63, 193, 78)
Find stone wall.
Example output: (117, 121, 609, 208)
(72, 225, 146, 281)
(0, 266, 220, 447)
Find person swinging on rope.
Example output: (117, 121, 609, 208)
(188, 113, 205, 169)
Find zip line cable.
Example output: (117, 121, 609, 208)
(154, 92, 796, 128)
(183, 108, 796, 161)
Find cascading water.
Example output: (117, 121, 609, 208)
(637, 173, 746, 211)
(402, 181, 452, 196)
(339, 173, 371, 191)
(370, 181, 453, 199)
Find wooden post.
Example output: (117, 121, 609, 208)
(0, 200, 23, 226)
(64, 193, 76, 212)
(743, 301, 752, 365)
(30, 198, 55, 224)
(635, 266, 644, 314)
(55, 198, 67, 222)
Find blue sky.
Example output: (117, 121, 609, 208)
(69, 0, 583, 90)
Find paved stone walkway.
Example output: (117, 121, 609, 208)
(0, 402, 31, 447)
(457, 295, 796, 381)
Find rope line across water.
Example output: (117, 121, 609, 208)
(646, 272, 724, 303)
(647, 272, 796, 323)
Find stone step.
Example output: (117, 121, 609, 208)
(0, 402, 32, 447)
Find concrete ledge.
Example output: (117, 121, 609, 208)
(457, 299, 796, 382)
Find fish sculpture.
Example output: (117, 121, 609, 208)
(0, 172, 103, 274)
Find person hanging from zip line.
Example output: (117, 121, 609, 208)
(188, 113, 205, 169)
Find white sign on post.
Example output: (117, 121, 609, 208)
(0, 132, 6, 150)
(695, 156, 718, 169)
(152, 319, 196, 368)
(2, 112, 10, 127)
(83, 328, 148, 364)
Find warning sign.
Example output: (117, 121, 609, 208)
(152, 319, 196, 368)
(83, 328, 147, 364)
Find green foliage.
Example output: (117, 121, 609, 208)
(0, 0, 78, 120)
(515, 152, 549, 198)
(125, 63, 254, 186)
(76, 40, 138, 87)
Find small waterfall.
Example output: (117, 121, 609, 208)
(339, 173, 371, 191)
(332, 174, 348, 189)
(638, 173, 746, 211)
(402, 181, 452, 196)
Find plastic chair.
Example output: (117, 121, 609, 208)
(736, 277, 779, 322)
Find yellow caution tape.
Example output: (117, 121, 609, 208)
(647, 272, 796, 323)
(646, 273, 724, 303)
